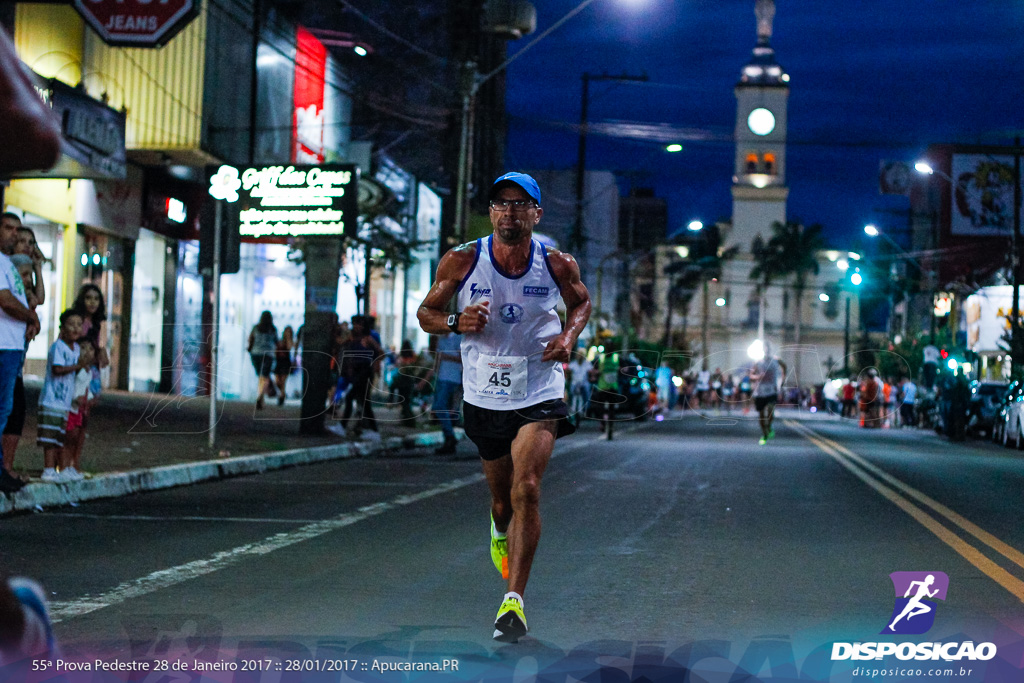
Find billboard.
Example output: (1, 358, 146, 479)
(235, 164, 358, 238)
(950, 153, 1018, 236)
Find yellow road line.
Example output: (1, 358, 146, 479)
(785, 420, 1024, 604)
(792, 421, 1024, 573)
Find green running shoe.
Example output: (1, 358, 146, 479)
(493, 596, 527, 642)
(768, 429, 776, 440)
(759, 436, 767, 446)
(490, 515, 508, 579)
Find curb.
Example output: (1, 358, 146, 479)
(0, 430, 458, 517)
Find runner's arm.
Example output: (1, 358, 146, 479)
(416, 245, 479, 335)
(542, 248, 591, 363)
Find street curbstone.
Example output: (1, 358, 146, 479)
(0, 429, 456, 517)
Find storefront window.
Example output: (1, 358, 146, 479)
(218, 243, 305, 400)
(173, 241, 203, 396)
(128, 229, 167, 392)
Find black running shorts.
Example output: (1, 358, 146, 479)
(463, 399, 576, 460)
(754, 393, 778, 412)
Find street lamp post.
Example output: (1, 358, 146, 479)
(454, 0, 614, 244)
(864, 223, 926, 341)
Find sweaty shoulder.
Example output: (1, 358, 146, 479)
(543, 246, 581, 282)
(437, 241, 479, 282)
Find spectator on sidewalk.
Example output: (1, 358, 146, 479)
(65, 340, 97, 474)
(338, 315, 383, 440)
(841, 378, 857, 418)
(430, 331, 463, 454)
(71, 283, 109, 446)
(568, 351, 594, 422)
(247, 310, 278, 410)
(0, 214, 39, 493)
(38, 309, 85, 483)
(823, 378, 840, 415)
(858, 369, 881, 428)
(14, 226, 45, 307)
(390, 340, 419, 426)
(1, 255, 39, 483)
(273, 325, 294, 406)
(899, 376, 918, 428)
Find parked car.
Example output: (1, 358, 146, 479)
(993, 381, 1024, 448)
(967, 381, 1008, 438)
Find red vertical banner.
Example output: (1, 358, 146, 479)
(293, 26, 327, 163)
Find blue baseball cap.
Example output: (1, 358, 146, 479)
(491, 172, 541, 205)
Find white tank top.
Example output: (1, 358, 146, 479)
(456, 236, 565, 410)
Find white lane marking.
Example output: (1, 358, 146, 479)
(224, 480, 431, 487)
(46, 513, 328, 524)
(48, 426, 631, 623)
(48, 473, 485, 623)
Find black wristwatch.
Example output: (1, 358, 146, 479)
(446, 312, 462, 334)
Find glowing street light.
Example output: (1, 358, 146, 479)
(819, 292, 830, 302)
(666, 143, 683, 153)
(850, 271, 863, 286)
(715, 297, 726, 307)
(747, 338, 765, 361)
(864, 224, 879, 237)
(687, 220, 704, 232)
(915, 161, 934, 175)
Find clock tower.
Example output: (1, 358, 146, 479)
(731, 0, 789, 249)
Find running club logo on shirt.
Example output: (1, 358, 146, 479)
(499, 303, 524, 324)
(469, 283, 492, 300)
(882, 571, 948, 635)
(523, 286, 548, 297)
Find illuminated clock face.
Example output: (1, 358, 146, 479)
(747, 108, 776, 136)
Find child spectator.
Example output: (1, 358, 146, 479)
(71, 284, 107, 436)
(38, 310, 85, 483)
(65, 340, 97, 474)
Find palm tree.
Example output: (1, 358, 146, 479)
(749, 234, 783, 343)
(768, 220, 827, 389)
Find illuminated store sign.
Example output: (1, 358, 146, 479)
(235, 164, 358, 238)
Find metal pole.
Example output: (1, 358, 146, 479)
(208, 201, 222, 450)
(572, 73, 590, 254)
(843, 295, 850, 374)
(701, 278, 710, 370)
(453, 62, 476, 245)
(1012, 136, 1022, 377)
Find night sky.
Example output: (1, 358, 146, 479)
(503, 0, 1024, 248)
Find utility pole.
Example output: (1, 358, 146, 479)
(571, 72, 647, 254)
(1012, 136, 1022, 377)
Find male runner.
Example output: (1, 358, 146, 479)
(751, 342, 786, 445)
(417, 172, 591, 642)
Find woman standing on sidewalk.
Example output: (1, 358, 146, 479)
(248, 311, 277, 410)
(273, 325, 294, 405)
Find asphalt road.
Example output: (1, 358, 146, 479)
(4, 410, 1024, 682)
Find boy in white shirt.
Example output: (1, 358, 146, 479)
(38, 310, 85, 483)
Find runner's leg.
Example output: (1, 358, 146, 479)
(505, 420, 556, 597)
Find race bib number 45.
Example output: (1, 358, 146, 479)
(475, 355, 528, 399)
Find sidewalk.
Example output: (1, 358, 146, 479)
(0, 383, 457, 516)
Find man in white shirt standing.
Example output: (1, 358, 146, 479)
(0, 213, 39, 492)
